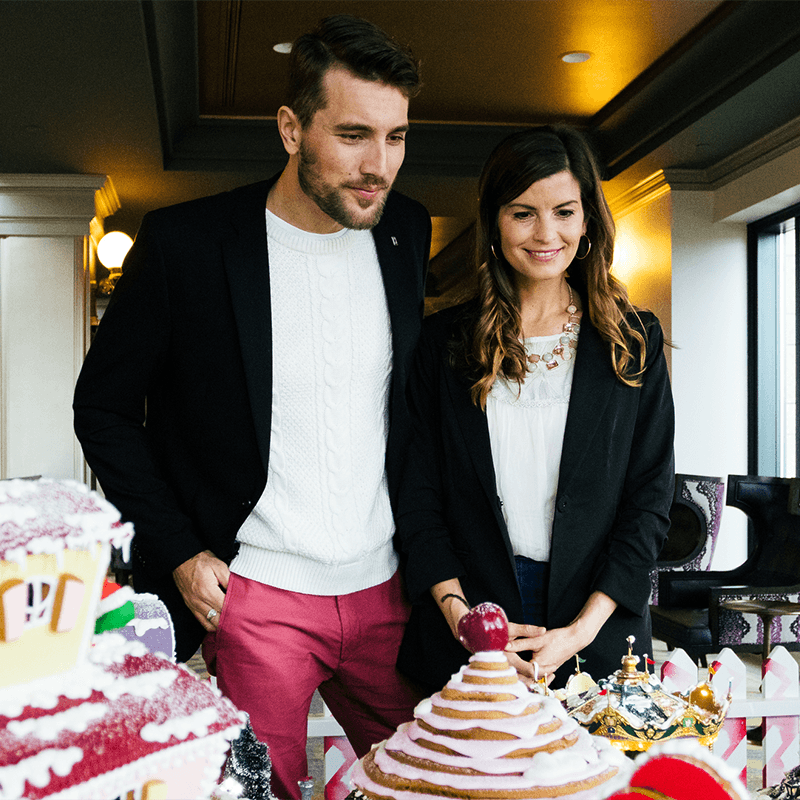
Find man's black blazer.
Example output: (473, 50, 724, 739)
(395, 301, 675, 690)
(74, 176, 431, 661)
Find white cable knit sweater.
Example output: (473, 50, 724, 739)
(230, 210, 396, 595)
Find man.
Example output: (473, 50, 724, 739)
(74, 15, 430, 799)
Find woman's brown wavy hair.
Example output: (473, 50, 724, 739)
(453, 125, 647, 409)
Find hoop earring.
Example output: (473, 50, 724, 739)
(575, 235, 592, 260)
(490, 242, 502, 261)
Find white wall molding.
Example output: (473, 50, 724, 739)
(609, 171, 672, 219)
(0, 174, 116, 236)
(0, 174, 113, 481)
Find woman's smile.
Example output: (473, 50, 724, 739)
(497, 170, 586, 287)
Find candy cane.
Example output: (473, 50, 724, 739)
(711, 648, 747, 786)
(763, 646, 800, 788)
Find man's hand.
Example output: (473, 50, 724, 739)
(173, 550, 230, 631)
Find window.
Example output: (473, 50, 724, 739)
(26, 577, 55, 627)
(748, 205, 800, 476)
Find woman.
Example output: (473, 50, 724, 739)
(396, 126, 674, 691)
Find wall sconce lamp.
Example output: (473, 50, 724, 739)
(96, 231, 133, 295)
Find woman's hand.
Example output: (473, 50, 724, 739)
(505, 622, 547, 687)
(431, 579, 472, 640)
(506, 625, 582, 681)
(506, 591, 618, 684)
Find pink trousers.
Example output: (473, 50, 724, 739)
(203, 571, 422, 800)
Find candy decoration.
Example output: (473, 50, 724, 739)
(763, 646, 800, 788)
(606, 741, 749, 800)
(660, 647, 698, 695)
(94, 580, 135, 634)
(710, 648, 748, 786)
(456, 601, 509, 653)
(325, 735, 357, 800)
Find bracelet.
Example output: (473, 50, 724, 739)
(441, 593, 470, 609)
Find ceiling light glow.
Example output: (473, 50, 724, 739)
(273, 42, 292, 54)
(562, 52, 591, 64)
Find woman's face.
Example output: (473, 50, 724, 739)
(496, 170, 587, 288)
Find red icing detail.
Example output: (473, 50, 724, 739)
(457, 602, 509, 653)
(629, 756, 736, 800)
(101, 581, 121, 599)
(0, 652, 244, 799)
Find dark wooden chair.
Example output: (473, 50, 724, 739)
(649, 474, 725, 606)
(650, 475, 800, 663)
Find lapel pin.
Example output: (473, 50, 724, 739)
(391, 236, 398, 246)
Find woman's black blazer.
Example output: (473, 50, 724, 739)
(396, 300, 675, 690)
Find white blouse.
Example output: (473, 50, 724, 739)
(486, 331, 578, 562)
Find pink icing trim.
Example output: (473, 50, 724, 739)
(370, 738, 612, 790)
(53, 577, 84, 633)
(1, 580, 26, 642)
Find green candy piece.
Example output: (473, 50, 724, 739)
(95, 600, 135, 634)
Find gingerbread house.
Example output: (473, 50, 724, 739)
(0, 479, 246, 800)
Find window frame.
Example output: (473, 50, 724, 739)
(748, 202, 800, 476)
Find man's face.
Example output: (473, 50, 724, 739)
(296, 67, 410, 230)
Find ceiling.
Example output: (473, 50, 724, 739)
(3, 0, 800, 257)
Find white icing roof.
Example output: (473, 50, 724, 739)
(0, 635, 246, 799)
(0, 479, 133, 563)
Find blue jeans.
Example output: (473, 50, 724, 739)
(515, 555, 549, 627)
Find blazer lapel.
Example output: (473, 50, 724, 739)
(371, 206, 426, 373)
(557, 314, 616, 494)
(222, 179, 275, 472)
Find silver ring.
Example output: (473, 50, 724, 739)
(207, 608, 218, 621)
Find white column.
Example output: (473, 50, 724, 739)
(0, 175, 118, 481)
(670, 189, 749, 570)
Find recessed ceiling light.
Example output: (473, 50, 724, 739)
(562, 51, 591, 64)
(273, 42, 292, 54)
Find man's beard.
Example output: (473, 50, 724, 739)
(297, 142, 391, 230)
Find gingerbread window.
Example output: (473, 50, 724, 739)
(25, 577, 54, 626)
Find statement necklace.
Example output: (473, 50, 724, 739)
(525, 286, 582, 371)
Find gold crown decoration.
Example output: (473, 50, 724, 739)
(563, 636, 731, 752)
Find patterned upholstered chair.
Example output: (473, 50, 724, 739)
(651, 475, 800, 663)
(649, 474, 725, 606)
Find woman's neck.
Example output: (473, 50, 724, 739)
(517, 278, 578, 338)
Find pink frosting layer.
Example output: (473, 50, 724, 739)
(352, 652, 631, 800)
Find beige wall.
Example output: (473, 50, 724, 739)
(612, 191, 673, 363)
(609, 172, 752, 571)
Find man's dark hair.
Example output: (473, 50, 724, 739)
(288, 15, 421, 127)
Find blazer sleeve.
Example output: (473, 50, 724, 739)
(395, 316, 469, 603)
(73, 212, 206, 577)
(590, 315, 675, 616)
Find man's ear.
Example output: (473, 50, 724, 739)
(277, 106, 302, 155)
